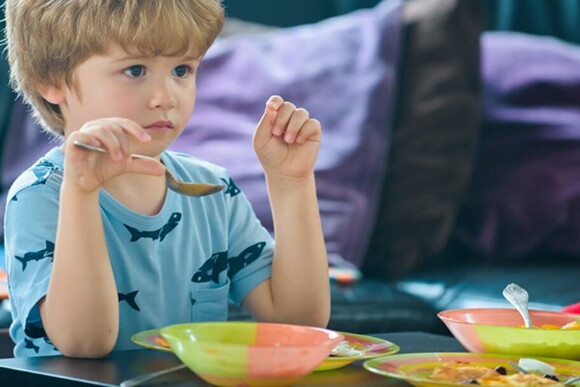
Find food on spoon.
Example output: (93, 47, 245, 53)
(329, 341, 364, 357)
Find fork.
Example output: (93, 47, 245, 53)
(72, 140, 225, 197)
(119, 364, 188, 387)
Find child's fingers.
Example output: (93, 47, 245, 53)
(255, 96, 284, 143)
(272, 101, 296, 137)
(80, 123, 128, 161)
(282, 108, 309, 143)
(113, 118, 151, 143)
(126, 157, 165, 177)
(100, 118, 151, 158)
(295, 119, 322, 144)
(266, 95, 284, 115)
(76, 118, 150, 160)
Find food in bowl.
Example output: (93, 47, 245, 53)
(437, 308, 580, 359)
(155, 336, 170, 348)
(529, 319, 580, 330)
(329, 341, 364, 357)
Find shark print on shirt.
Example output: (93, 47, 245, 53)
(15, 241, 55, 271)
(191, 251, 228, 283)
(24, 322, 47, 339)
(118, 290, 140, 311)
(228, 242, 266, 278)
(43, 337, 58, 352)
(124, 212, 182, 242)
(190, 242, 266, 284)
(31, 160, 58, 186)
(220, 177, 241, 197)
(24, 338, 40, 354)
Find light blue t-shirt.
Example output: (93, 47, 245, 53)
(4, 147, 273, 357)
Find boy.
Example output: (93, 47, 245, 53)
(4, 0, 330, 358)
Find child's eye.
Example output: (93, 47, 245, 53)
(123, 65, 146, 78)
(173, 65, 191, 78)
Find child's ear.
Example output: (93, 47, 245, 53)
(37, 84, 66, 105)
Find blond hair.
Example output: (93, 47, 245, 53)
(5, 0, 224, 136)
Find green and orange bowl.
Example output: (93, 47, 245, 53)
(159, 321, 344, 386)
(438, 308, 580, 360)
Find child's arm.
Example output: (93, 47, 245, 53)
(243, 96, 331, 328)
(39, 119, 163, 358)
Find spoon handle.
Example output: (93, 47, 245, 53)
(72, 140, 156, 162)
(564, 376, 580, 385)
(119, 364, 188, 387)
(503, 283, 533, 328)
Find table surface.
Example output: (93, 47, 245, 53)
(0, 331, 465, 386)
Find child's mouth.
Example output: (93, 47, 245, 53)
(145, 120, 174, 130)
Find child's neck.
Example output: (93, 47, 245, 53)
(103, 173, 167, 216)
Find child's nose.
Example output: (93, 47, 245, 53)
(148, 81, 177, 110)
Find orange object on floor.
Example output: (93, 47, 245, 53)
(0, 270, 7, 300)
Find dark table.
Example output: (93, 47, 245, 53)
(0, 331, 465, 386)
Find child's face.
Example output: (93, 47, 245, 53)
(57, 44, 200, 156)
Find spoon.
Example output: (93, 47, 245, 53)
(508, 360, 529, 374)
(564, 376, 580, 386)
(503, 283, 533, 328)
(509, 361, 580, 385)
(72, 140, 225, 197)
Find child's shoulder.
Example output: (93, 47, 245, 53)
(6, 150, 63, 203)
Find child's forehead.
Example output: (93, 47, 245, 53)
(99, 44, 201, 62)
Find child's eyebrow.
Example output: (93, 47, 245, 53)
(111, 54, 201, 63)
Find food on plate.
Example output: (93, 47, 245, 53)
(430, 363, 500, 382)
(429, 359, 576, 386)
(329, 341, 364, 357)
(478, 373, 564, 385)
(155, 336, 170, 348)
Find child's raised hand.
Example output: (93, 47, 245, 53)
(253, 96, 321, 179)
(63, 118, 165, 193)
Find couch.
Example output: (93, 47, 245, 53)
(1, 0, 579, 359)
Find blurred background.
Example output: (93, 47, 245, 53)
(223, 0, 580, 45)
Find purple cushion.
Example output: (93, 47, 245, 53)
(1, 102, 52, 227)
(451, 32, 580, 261)
(0, 1, 403, 270)
(171, 1, 403, 268)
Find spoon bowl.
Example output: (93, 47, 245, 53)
(73, 140, 225, 197)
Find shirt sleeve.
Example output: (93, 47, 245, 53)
(4, 176, 60, 346)
(223, 177, 274, 307)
